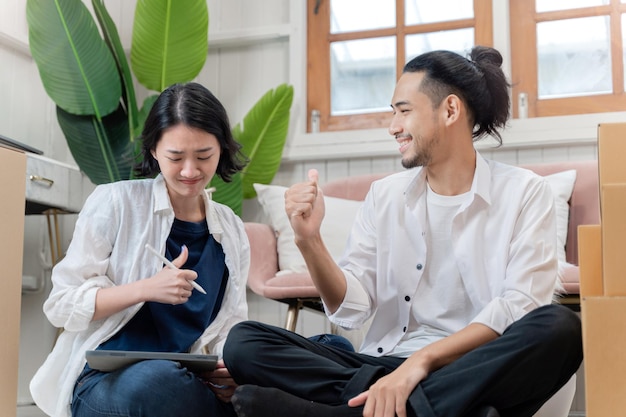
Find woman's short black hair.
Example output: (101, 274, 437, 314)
(403, 46, 511, 144)
(134, 82, 247, 180)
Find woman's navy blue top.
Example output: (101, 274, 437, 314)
(98, 218, 228, 353)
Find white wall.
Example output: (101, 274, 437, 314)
(1, 0, 616, 410)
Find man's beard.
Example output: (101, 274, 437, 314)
(402, 154, 427, 169)
(401, 133, 437, 169)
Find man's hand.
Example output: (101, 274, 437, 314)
(201, 360, 238, 403)
(348, 361, 427, 417)
(284, 168, 326, 241)
(348, 323, 499, 417)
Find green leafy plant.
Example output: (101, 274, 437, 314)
(211, 84, 293, 214)
(26, 0, 293, 215)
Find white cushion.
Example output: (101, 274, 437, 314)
(254, 183, 363, 274)
(543, 170, 577, 279)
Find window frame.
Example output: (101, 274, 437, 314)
(306, 0, 493, 132)
(510, 1, 626, 119)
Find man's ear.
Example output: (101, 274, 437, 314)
(443, 94, 462, 126)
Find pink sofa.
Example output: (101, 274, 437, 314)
(244, 160, 600, 329)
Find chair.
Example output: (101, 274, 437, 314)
(244, 221, 323, 332)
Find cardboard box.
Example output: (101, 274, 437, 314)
(578, 225, 603, 297)
(0, 146, 26, 417)
(581, 296, 626, 417)
(600, 184, 626, 295)
(582, 122, 626, 417)
(598, 123, 626, 187)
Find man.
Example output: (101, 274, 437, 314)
(223, 46, 582, 417)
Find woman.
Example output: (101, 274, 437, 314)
(30, 82, 249, 417)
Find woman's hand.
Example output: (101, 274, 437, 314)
(201, 360, 238, 403)
(143, 245, 198, 305)
(93, 246, 197, 320)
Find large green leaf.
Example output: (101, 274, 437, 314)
(210, 85, 294, 215)
(92, 0, 139, 139)
(26, 0, 121, 117)
(131, 0, 209, 92)
(234, 84, 294, 199)
(57, 105, 134, 184)
(134, 94, 160, 139)
(210, 173, 243, 217)
(128, 94, 160, 179)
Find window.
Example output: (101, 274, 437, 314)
(307, 0, 493, 132)
(510, 0, 626, 118)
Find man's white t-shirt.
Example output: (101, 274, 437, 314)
(391, 184, 477, 356)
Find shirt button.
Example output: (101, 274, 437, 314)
(405, 295, 411, 302)
(416, 264, 423, 270)
(403, 326, 407, 332)
(377, 347, 383, 353)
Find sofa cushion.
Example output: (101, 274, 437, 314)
(253, 183, 363, 274)
(244, 222, 280, 295)
(521, 160, 599, 267)
(263, 273, 320, 299)
(559, 263, 580, 294)
(543, 169, 577, 283)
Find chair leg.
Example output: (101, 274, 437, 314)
(284, 299, 303, 332)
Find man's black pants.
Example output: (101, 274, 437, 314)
(223, 304, 582, 417)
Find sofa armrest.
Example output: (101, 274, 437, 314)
(244, 222, 280, 294)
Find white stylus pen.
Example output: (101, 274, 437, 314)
(145, 244, 207, 295)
